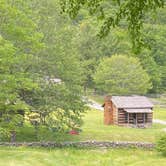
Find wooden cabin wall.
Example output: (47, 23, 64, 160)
(112, 103, 118, 125)
(146, 112, 153, 123)
(118, 109, 127, 125)
(137, 113, 144, 124)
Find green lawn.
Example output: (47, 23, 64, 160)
(15, 110, 165, 143)
(154, 107, 166, 121)
(1, 106, 166, 166)
(0, 147, 165, 166)
(88, 94, 104, 104)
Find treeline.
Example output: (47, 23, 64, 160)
(0, 0, 165, 140)
(76, 3, 166, 94)
(0, 0, 85, 140)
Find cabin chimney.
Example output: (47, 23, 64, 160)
(104, 95, 113, 125)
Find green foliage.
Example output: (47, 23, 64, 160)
(94, 55, 152, 95)
(0, 0, 166, 141)
(156, 134, 166, 156)
(0, 127, 10, 141)
(0, 36, 36, 136)
(60, 0, 165, 50)
(0, 0, 86, 140)
(46, 108, 83, 132)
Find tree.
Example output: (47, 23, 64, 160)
(60, 0, 165, 50)
(7, 0, 86, 137)
(76, 19, 132, 92)
(94, 55, 152, 95)
(0, 36, 38, 141)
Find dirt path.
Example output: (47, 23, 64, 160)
(153, 119, 166, 125)
(86, 99, 103, 111)
(87, 98, 166, 126)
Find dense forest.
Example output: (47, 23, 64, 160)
(0, 0, 165, 140)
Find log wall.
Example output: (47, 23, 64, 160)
(118, 109, 127, 125)
(104, 95, 153, 127)
(117, 109, 153, 127)
(112, 103, 118, 124)
(146, 113, 153, 123)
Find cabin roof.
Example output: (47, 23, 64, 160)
(124, 108, 152, 113)
(111, 96, 153, 109)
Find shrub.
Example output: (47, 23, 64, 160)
(0, 128, 10, 141)
(156, 133, 166, 156)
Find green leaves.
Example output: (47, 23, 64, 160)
(156, 133, 166, 156)
(0, 1, 42, 137)
(94, 55, 152, 95)
(60, 0, 165, 50)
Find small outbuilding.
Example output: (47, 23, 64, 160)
(102, 96, 153, 128)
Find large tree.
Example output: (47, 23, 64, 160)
(0, 0, 86, 141)
(0, 0, 41, 141)
(94, 55, 152, 95)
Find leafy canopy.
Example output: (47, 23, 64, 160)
(60, 0, 165, 51)
(94, 55, 152, 95)
(0, 0, 86, 140)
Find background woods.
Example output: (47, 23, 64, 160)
(0, 0, 165, 141)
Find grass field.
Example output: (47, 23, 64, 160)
(154, 107, 166, 121)
(1, 96, 166, 166)
(14, 110, 165, 143)
(0, 147, 165, 166)
(88, 94, 104, 104)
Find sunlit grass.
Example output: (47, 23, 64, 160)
(154, 107, 166, 121)
(15, 110, 165, 143)
(0, 147, 166, 166)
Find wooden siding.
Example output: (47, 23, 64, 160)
(146, 113, 153, 123)
(112, 103, 118, 124)
(117, 109, 153, 127)
(103, 96, 153, 127)
(118, 109, 127, 125)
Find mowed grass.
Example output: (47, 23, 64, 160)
(154, 107, 166, 121)
(76, 110, 165, 143)
(0, 147, 166, 166)
(88, 94, 104, 104)
(15, 110, 165, 143)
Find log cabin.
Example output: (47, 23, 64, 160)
(102, 96, 153, 128)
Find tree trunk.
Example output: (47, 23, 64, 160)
(10, 130, 16, 142)
(84, 84, 87, 94)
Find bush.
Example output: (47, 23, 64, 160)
(0, 128, 10, 141)
(156, 134, 166, 156)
